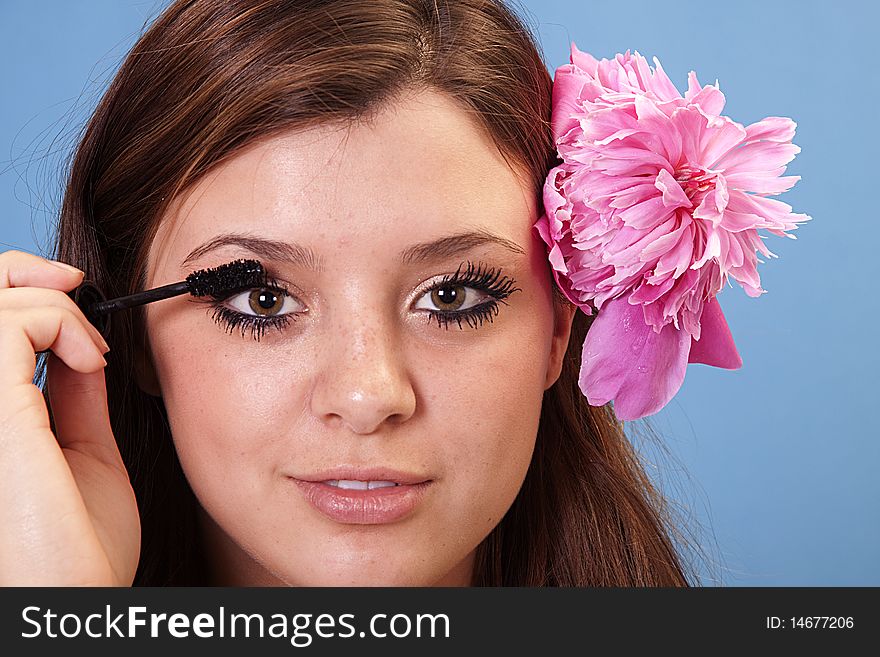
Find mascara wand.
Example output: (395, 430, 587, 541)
(71, 258, 266, 340)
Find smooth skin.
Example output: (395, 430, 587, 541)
(0, 251, 139, 585)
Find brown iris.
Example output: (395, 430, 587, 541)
(431, 285, 466, 311)
(248, 288, 284, 316)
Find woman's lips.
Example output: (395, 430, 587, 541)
(290, 478, 432, 524)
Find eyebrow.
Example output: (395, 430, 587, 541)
(180, 229, 526, 271)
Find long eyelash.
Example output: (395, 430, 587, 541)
(424, 260, 521, 331)
(209, 305, 293, 341)
(208, 277, 295, 342)
(426, 300, 502, 331)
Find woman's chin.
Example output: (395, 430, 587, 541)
(277, 565, 447, 587)
(264, 545, 472, 586)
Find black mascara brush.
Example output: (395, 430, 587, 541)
(71, 258, 266, 340)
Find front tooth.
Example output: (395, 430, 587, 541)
(325, 479, 400, 489)
(336, 479, 369, 490)
(368, 480, 398, 489)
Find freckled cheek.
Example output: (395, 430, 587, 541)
(151, 331, 301, 483)
(436, 341, 545, 531)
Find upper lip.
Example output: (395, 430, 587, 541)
(292, 467, 431, 485)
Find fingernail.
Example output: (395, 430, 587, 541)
(50, 260, 83, 274)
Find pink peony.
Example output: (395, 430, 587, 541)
(534, 45, 811, 421)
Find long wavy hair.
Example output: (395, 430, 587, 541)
(41, 0, 704, 585)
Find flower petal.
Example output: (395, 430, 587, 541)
(687, 296, 742, 369)
(580, 296, 691, 420)
(654, 168, 692, 208)
(724, 171, 800, 195)
(687, 76, 726, 115)
(550, 64, 589, 140)
(744, 116, 796, 143)
(648, 56, 684, 101)
(714, 142, 801, 175)
(634, 94, 683, 164)
(618, 195, 674, 229)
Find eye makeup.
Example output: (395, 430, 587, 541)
(208, 283, 295, 341)
(204, 259, 522, 341)
(417, 260, 521, 330)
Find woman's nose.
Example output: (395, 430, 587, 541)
(309, 313, 416, 435)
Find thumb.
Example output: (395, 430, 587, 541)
(46, 353, 126, 475)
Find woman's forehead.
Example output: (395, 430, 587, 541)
(148, 88, 536, 280)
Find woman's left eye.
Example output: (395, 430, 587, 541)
(412, 282, 508, 331)
(411, 261, 520, 330)
(414, 284, 490, 314)
(209, 285, 300, 341)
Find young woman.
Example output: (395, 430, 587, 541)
(0, 0, 693, 586)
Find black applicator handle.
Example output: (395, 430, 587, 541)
(68, 258, 266, 341)
(70, 280, 192, 341)
(90, 281, 191, 315)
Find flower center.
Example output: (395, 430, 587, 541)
(674, 164, 718, 200)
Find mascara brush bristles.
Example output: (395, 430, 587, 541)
(88, 259, 266, 316)
(185, 259, 266, 298)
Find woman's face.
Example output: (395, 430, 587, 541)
(143, 87, 575, 585)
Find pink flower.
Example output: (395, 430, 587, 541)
(535, 45, 811, 421)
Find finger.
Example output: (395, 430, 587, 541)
(0, 376, 109, 586)
(0, 286, 110, 352)
(46, 354, 126, 476)
(0, 249, 84, 290)
(0, 307, 106, 389)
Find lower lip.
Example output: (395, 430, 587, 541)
(290, 479, 432, 524)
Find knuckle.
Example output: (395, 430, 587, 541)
(0, 249, 24, 263)
(0, 249, 29, 271)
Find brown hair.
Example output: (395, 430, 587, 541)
(44, 0, 700, 585)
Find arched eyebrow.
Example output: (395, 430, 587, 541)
(180, 229, 525, 271)
(400, 229, 525, 264)
(181, 233, 323, 271)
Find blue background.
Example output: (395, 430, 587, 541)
(1, 0, 876, 585)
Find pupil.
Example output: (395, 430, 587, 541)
(432, 285, 465, 311)
(249, 288, 281, 315)
(437, 287, 457, 303)
(260, 292, 275, 310)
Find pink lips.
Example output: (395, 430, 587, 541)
(290, 468, 432, 525)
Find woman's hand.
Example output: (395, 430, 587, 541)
(0, 250, 140, 585)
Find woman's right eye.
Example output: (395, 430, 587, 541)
(224, 287, 300, 317)
(208, 285, 303, 342)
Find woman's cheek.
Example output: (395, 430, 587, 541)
(441, 363, 543, 538)
(156, 336, 289, 492)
